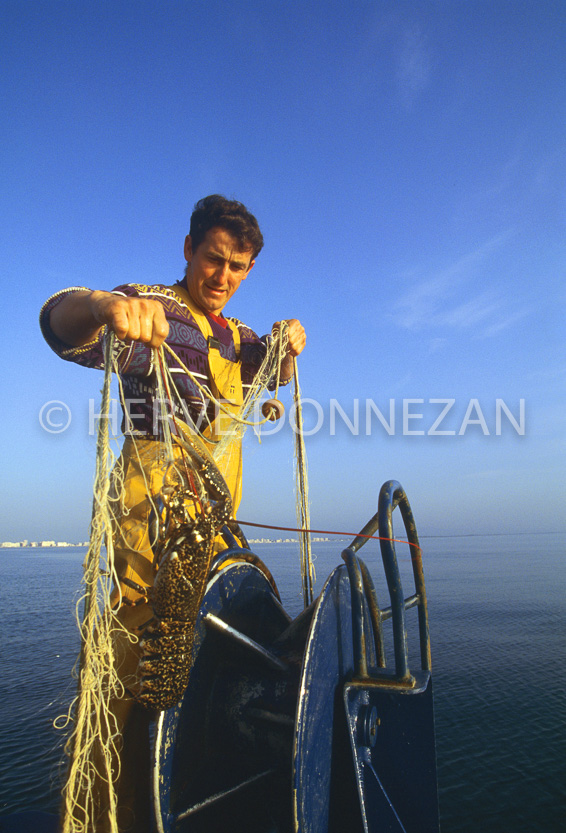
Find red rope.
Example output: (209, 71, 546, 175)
(236, 519, 422, 553)
(154, 351, 420, 554)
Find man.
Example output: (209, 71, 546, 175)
(40, 195, 306, 831)
(42, 194, 306, 600)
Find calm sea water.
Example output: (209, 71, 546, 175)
(1, 534, 565, 831)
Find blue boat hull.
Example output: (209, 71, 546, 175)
(154, 481, 439, 833)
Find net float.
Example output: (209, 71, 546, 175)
(261, 398, 285, 421)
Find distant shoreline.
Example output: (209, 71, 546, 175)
(1, 537, 334, 549)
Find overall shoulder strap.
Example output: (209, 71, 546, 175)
(169, 283, 214, 339)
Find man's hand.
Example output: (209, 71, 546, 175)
(283, 318, 306, 358)
(89, 291, 169, 348)
(273, 319, 306, 380)
(49, 290, 169, 349)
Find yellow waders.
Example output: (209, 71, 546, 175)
(112, 283, 245, 608)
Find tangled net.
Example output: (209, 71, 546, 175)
(56, 322, 312, 831)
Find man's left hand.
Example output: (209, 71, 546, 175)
(273, 319, 306, 380)
(283, 318, 306, 357)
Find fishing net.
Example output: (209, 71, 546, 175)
(55, 321, 311, 832)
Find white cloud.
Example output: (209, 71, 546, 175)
(336, 14, 432, 109)
(397, 24, 431, 103)
(390, 232, 528, 337)
(427, 337, 447, 354)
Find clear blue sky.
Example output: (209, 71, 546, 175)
(1, 0, 564, 542)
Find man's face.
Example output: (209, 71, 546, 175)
(183, 226, 255, 315)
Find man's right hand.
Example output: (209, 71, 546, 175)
(49, 290, 169, 349)
(89, 291, 169, 348)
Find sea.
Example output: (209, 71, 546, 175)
(1, 533, 565, 832)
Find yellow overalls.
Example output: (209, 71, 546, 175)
(112, 284, 245, 608)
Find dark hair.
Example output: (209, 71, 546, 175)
(189, 194, 264, 259)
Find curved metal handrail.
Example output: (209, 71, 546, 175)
(342, 480, 431, 684)
(378, 480, 431, 676)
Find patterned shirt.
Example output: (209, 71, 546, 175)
(40, 282, 286, 436)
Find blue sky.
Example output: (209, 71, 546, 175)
(1, 0, 564, 542)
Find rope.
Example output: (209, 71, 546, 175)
(59, 333, 123, 833)
(292, 357, 315, 607)
(236, 519, 423, 554)
(161, 324, 288, 429)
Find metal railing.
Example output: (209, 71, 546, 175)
(342, 480, 431, 684)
